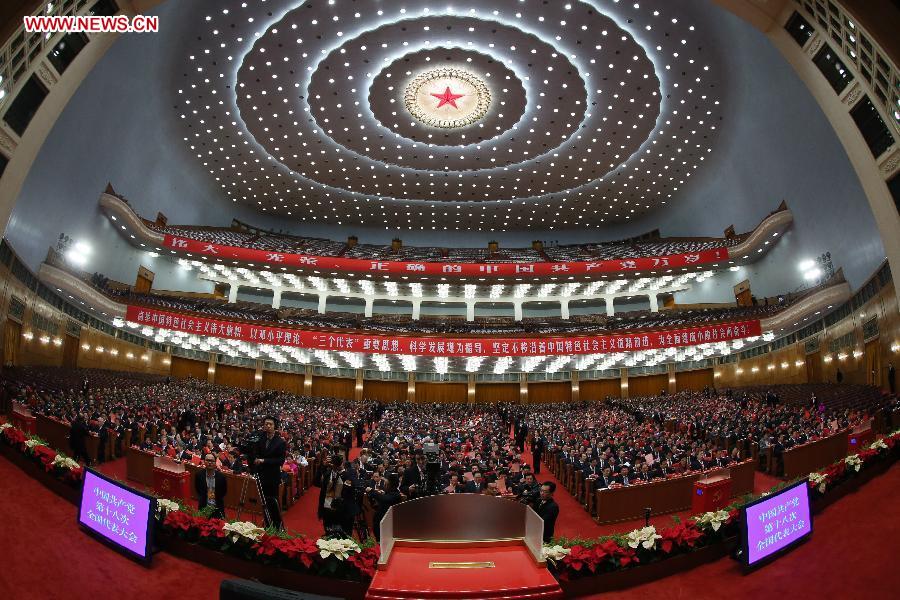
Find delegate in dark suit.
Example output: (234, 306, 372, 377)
(536, 497, 560, 543)
(254, 433, 287, 529)
(69, 417, 90, 464)
(194, 469, 228, 519)
(463, 479, 485, 494)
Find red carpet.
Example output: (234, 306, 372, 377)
(582, 461, 900, 599)
(0, 455, 230, 600)
(3, 431, 897, 599)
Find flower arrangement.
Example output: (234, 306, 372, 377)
(51, 454, 81, 471)
(625, 526, 662, 550)
(541, 544, 571, 564)
(316, 537, 361, 560)
(657, 521, 704, 554)
(158, 508, 379, 581)
(808, 472, 828, 493)
(869, 439, 888, 451)
(693, 509, 732, 533)
(549, 428, 900, 581)
(223, 521, 266, 543)
(1, 425, 27, 447)
(156, 498, 180, 515)
(844, 454, 862, 472)
(2, 421, 898, 585)
(1, 425, 84, 485)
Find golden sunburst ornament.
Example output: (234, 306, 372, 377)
(404, 68, 491, 129)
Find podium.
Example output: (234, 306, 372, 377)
(367, 495, 562, 599)
(691, 469, 732, 514)
(847, 425, 874, 453)
(152, 456, 190, 501)
(11, 402, 36, 435)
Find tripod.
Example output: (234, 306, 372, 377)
(352, 501, 369, 541)
(252, 471, 277, 530)
(235, 475, 251, 522)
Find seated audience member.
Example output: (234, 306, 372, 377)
(194, 453, 227, 519)
(443, 473, 462, 494)
(464, 471, 486, 494)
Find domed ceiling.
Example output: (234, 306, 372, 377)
(174, 0, 725, 231)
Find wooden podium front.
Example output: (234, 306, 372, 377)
(691, 470, 732, 514)
(367, 495, 561, 599)
(152, 456, 190, 501)
(11, 403, 36, 434)
(848, 427, 874, 453)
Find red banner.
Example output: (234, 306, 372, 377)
(163, 235, 728, 278)
(127, 306, 761, 358)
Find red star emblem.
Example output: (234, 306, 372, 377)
(431, 86, 465, 109)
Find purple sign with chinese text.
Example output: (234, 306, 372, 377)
(742, 479, 812, 566)
(78, 469, 154, 561)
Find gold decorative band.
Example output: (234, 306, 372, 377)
(429, 561, 495, 569)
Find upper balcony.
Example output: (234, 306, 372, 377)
(99, 188, 793, 282)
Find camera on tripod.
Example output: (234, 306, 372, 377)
(237, 432, 263, 461)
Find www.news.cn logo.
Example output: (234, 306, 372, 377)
(24, 14, 159, 34)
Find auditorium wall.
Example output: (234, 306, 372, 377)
(311, 376, 356, 400)
(261, 370, 305, 395)
(527, 382, 572, 404)
(675, 368, 715, 392)
(474, 383, 520, 403)
(75, 328, 169, 374)
(627, 374, 669, 398)
(716, 274, 900, 390)
(0, 255, 170, 374)
(415, 382, 467, 403)
(362, 380, 407, 403)
(170, 356, 207, 381)
(214, 364, 255, 390)
(580, 378, 622, 400)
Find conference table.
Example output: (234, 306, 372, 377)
(781, 429, 851, 479)
(591, 459, 755, 524)
(126, 447, 312, 516)
(34, 414, 100, 464)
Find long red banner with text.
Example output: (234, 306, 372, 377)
(127, 306, 761, 358)
(163, 235, 729, 277)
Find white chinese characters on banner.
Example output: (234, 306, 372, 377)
(128, 306, 761, 358)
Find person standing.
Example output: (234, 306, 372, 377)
(536, 482, 560, 543)
(318, 454, 357, 537)
(371, 475, 402, 543)
(531, 434, 544, 475)
(195, 453, 227, 519)
(69, 413, 90, 465)
(253, 416, 286, 530)
(888, 363, 896, 394)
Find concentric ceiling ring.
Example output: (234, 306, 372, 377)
(177, 0, 724, 229)
(368, 48, 527, 154)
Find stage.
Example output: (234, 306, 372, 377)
(366, 546, 562, 599)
